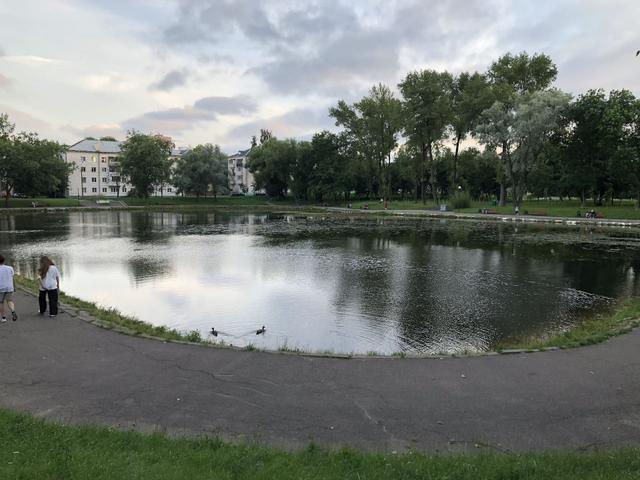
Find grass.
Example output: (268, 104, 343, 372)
(0, 197, 83, 208)
(122, 196, 279, 207)
(497, 297, 640, 351)
(14, 275, 205, 344)
(1, 408, 639, 479)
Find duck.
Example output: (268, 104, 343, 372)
(256, 325, 266, 335)
(210, 327, 218, 337)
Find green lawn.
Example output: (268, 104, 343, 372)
(0, 197, 82, 208)
(122, 196, 278, 207)
(1, 409, 638, 479)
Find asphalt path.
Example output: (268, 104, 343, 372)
(1, 289, 639, 453)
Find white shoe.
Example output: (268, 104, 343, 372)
(0, 317, 6, 323)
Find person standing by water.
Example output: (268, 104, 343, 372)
(38, 256, 60, 317)
(0, 254, 18, 323)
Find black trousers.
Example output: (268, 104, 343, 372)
(39, 289, 59, 315)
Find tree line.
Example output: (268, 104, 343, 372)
(0, 113, 69, 207)
(247, 52, 640, 207)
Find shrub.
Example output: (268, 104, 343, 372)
(449, 191, 471, 209)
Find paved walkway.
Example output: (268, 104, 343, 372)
(1, 289, 639, 453)
(323, 206, 640, 228)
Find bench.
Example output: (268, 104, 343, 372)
(96, 200, 111, 205)
(479, 209, 498, 214)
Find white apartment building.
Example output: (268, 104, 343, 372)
(228, 148, 263, 194)
(65, 139, 186, 198)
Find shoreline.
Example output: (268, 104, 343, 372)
(2, 202, 640, 229)
(13, 276, 640, 360)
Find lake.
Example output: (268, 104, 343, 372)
(1, 210, 639, 355)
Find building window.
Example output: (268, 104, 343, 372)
(92, 187, 97, 193)
(81, 156, 86, 162)
(167, 188, 172, 192)
(91, 156, 96, 162)
(102, 188, 107, 193)
(102, 167, 107, 172)
(102, 177, 108, 183)
(82, 187, 87, 193)
(122, 187, 127, 192)
(80, 167, 86, 172)
(81, 178, 87, 183)
(91, 167, 96, 172)
(110, 186, 118, 193)
(91, 177, 97, 183)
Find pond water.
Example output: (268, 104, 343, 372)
(1, 210, 639, 355)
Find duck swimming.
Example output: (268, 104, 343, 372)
(210, 327, 218, 337)
(256, 326, 266, 335)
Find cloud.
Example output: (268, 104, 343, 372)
(193, 95, 256, 114)
(0, 73, 10, 90)
(162, 0, 504, 96)
(3, 55, 63, 66)
(223, 107, 335, 149)
(148, 69, 189, 91)
(123, 95, 258, 135)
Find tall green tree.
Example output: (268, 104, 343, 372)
(119, 132, 173, 198)
(450, 72, 492, 186)
(247, 137, 298, 198)
(399, 70, 453, 203)
(330, 84, 402, 203)
(484, 52, 558, 204)
(476, 89, 571, 206)
(174, 144, 228, 198)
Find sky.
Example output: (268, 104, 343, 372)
(0, 0, 638, 153)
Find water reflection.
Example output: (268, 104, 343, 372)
(1, 210, 639, 354)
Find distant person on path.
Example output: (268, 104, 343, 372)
(0, 254, 18, 323)
(514, 205, 520, 215)
(38, 256, 60, 317)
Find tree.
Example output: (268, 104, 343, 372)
(485, 52, 558, 205)
(99, 136, 117, 142)
(476, 89, 571, 206)
(399, 70, 453, 203)
(174, 144, 228, 198)
(450, 72, 492, 186)
(119, 131, 173, 198)
(0, 113, 69, 206)
(330, 84, 403, 204)
(247, 137, 297, 198)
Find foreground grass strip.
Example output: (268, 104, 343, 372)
(14, 275, 203, 343)
(0, 409, 639, 480)
(498, 297, 640, 351)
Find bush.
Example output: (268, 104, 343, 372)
(449, 191, 471, 209)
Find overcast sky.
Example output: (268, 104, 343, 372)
(0, 0, 638, 152)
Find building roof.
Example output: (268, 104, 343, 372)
(68, 139, 122, 153)
(171, 147, 190, 157)
(67, 139, 189, 157)
(228, 148, 251, 159)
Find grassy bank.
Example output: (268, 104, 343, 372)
(14, 276, 204, 344)
(497, 297, 640, 351)
(1, 408, 639, 480)
(0, 197, 82, 208)
(122, 196, 284, 207)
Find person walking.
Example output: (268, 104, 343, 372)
(0, 254, 18, 323)
(38, 256, 60, 317)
